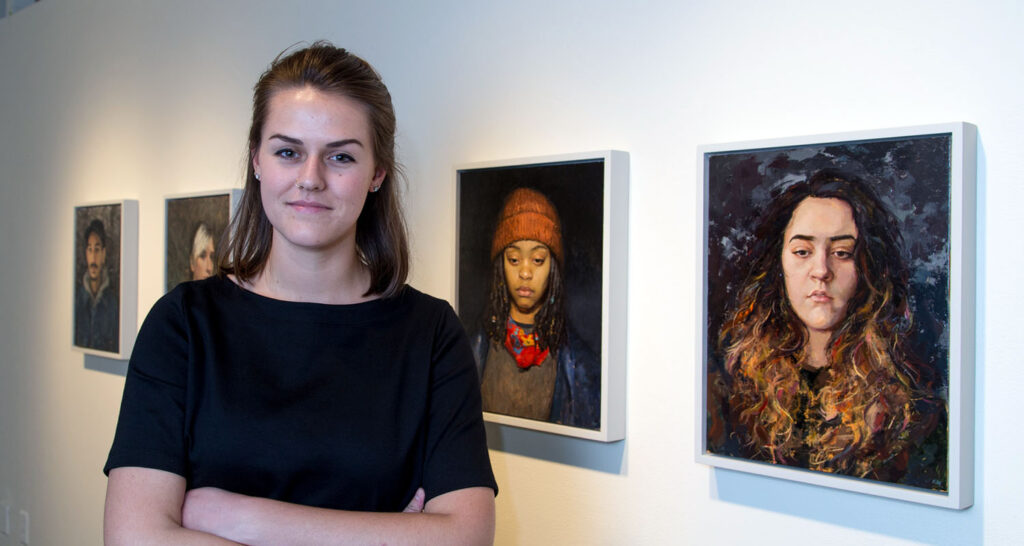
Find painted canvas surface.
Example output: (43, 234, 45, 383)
(73, 203, 123, 354)
(458, 159, 605, 432)
(703, 133, 952, 492)
(165, 193, 233, 292)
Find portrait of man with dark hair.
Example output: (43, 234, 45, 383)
(74, 206, 122, 353)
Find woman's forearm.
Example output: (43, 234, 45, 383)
(104, 467, 244, 546)
(105, 521, 243, 546)
(182, 486, 495, 546)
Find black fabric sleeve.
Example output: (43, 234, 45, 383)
(422, 302, 498, 501)
(103, 290, 190, 477)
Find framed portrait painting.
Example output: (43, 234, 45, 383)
(165, 190, 242, 292)
(456, 150, 628, 442)
(72, 200, 139, 360)
(696, 123, 976, 508)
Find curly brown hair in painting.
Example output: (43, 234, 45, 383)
(713, 168, 944, 483)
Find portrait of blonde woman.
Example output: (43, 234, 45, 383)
(164, 193, 233, 291)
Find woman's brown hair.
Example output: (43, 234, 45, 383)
(218, 41, 408, 297)
(715, 169, 943, 481)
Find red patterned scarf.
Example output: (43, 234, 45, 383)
(504, 318, 550, 369)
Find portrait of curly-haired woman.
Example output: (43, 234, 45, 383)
(703, 131, 960, 494)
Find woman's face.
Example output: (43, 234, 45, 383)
(781, 197, 859, 334)
(503, 240, 552, 324)
(190, 239, 214, 281)
(253, 86, 385, 254)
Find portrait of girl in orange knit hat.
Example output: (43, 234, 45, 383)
(457, 158, 608, 434)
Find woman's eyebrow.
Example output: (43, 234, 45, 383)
(268, 133, 301, 144)
(788, 234, 857, 243)
(268, 134, 364, 148)
(326, 138, 364, 148)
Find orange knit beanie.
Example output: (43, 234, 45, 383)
(490, 188, 563, 260)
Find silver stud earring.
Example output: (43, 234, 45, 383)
(370, 185, 381, 193)
(254, 172, 261, 181)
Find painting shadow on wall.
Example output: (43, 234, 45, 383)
(710, 139, 988, 544)
(711, 467, 981, 543)
(484, 423, 626, 475)
(84, 353, 128, 376)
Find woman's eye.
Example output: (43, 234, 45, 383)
(834, 249, 853, 259)
(792, 248, 810, 257)
(329, 152, 355, 163)
(507, 257, 519, 265)
(533, 257, 546, 266)
(274, 148, 298, 159)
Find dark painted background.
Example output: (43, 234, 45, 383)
(457, 159, 605, 358)
(704, 132, 953, 390)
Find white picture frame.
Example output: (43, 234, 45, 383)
(72, 199, 139, 360)
(696, 123, 976, 508)
(456, 150, 628, 442)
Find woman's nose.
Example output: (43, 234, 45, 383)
(296, 159, 326, 191)
(810, 253, 833, 281)
(519, 266, 532, 280)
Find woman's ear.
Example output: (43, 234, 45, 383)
(369, 167, 387, 193)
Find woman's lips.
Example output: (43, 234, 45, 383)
(516, 287, 533, 298)
(288, 200, 331, 212)
(808, 290, 832, 302)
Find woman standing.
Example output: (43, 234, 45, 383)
(104, 42, 496, 544)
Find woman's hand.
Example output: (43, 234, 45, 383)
(403, 487, 426, 512)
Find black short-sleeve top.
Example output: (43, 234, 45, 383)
(104, 276, 497, 511)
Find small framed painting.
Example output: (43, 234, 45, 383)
(696, 123, 976, 508)
(72, 200, 139, 359)
(164, 190, 242, 292)
(456, 150, 628, 442)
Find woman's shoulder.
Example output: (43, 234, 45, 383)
(390, 285, 462, 325)
(156, 275, 237, 313)
(163, 274, 234, 299)
(133, 276, 232, 334)
(388, 284, 447, 310)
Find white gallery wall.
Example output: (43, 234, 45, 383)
(0, 1, 1021, 544)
